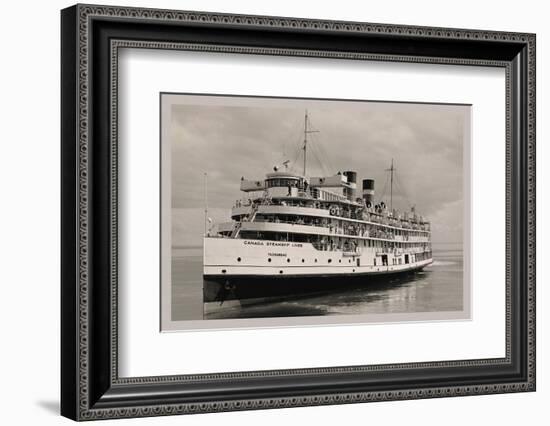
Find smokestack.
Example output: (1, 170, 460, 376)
(362, 179, 375, 206)
(343, 171, 357, 200)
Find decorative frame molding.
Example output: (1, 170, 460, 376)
(61, 4, 535, 421)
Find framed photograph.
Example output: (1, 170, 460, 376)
(61, 4, 536, 420)
(160, 93, 472, 331)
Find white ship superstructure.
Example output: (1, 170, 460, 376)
(202, 113, 432, 301)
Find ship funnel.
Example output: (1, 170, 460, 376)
(343, 171, 357, 200)
(362, 179, 375, 206)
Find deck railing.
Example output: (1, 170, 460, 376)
(233, 196, 431, 233)
(249, 217, 431, 243)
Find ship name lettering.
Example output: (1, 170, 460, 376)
(268, 252, 287, 257)
(244, 240, 264, 246)
(266, 242, 290, 247)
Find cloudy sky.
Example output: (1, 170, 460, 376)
(167, 95, 469, 247)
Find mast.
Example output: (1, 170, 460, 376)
(385, 159, 395, 211)
(302, 110, 319, 176)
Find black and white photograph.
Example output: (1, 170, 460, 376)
(55, 2, 536, 422)
(161, 94, 470, 329)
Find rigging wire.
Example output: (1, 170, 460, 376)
(311, 133, 333, 175)
(287, 113, 327, 176)
(307, 137, 329, 176)
(283, 116, 417, 213)
(316, 144, 330, 176)
(289, 130, 304, 173)
(377, 173, 390, 204)
(393, 170, 414, 210)
(307, 116, 335, 173)
(279, 118, 302, 167)
(283, 112, 340, 177)
(318, 138, 336, 173)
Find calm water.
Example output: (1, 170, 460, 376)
(171, 243, 464, 322)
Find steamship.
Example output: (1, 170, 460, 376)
(202, 112, 433, 304)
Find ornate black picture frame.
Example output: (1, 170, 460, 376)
(61, 4, 536, 421)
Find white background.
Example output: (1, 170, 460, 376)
(0, 0, 547, 425)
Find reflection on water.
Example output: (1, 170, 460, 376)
(171, 244, 464, 321)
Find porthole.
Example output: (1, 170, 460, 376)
(268, 258, 272, 262)
(315, 259, 318, 263)
(279, 270, 283, 274)
(237, 257, 241, 262)
(339, 259, 342, 263)
(222, 269, 227, 274)
(328, 259, 332, 263)
(302, 259, 305, 263)
(287, 258, 291, 263)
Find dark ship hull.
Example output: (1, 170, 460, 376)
(203, 264, 430, 304)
